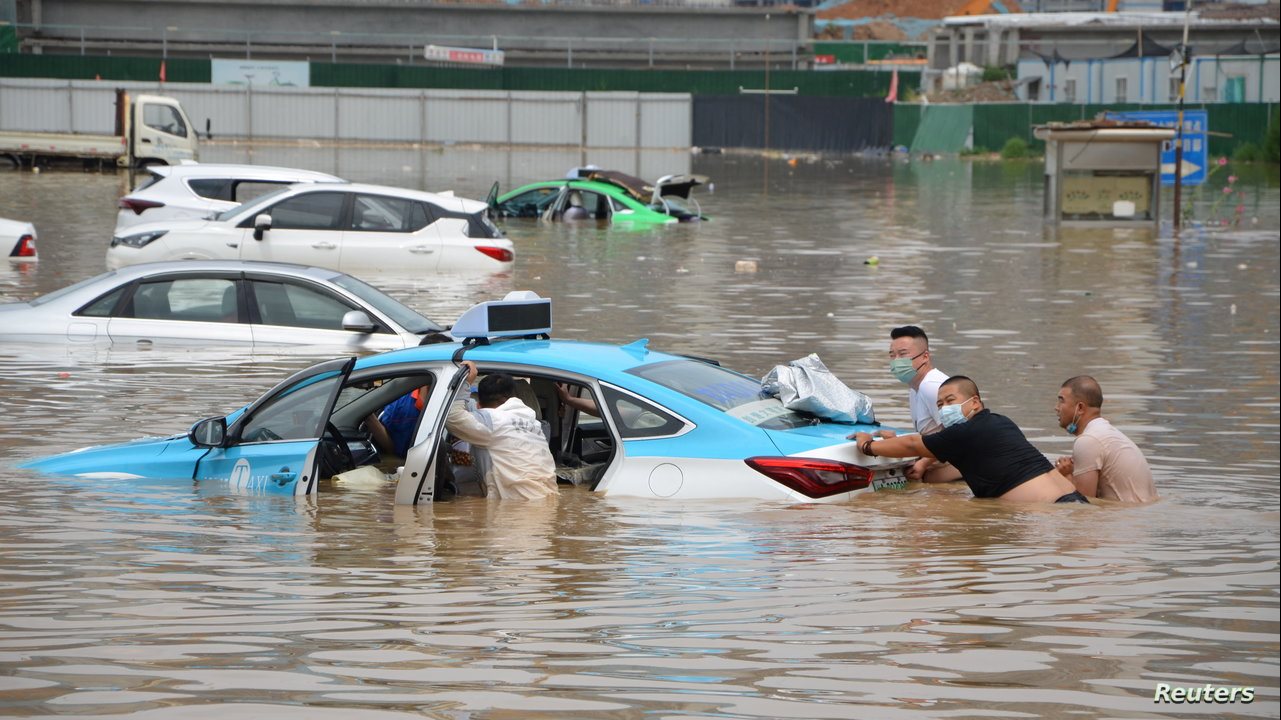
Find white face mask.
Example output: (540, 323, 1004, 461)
(938, 396, 975, 428)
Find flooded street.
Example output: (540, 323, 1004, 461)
(0, 147, 1277, 718)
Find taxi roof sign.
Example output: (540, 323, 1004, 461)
(449, 291, 552, 341)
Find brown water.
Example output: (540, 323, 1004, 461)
(0, 148, 1277, 719)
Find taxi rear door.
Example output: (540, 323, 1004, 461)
(195, 357, 356, 495)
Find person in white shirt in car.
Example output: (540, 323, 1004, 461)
(446, 361, 558, 500)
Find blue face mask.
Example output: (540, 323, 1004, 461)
(939, 397, 974, 428)
(1066, 407, 1082, 435)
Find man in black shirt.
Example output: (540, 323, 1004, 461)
(849, 376, 1087, 503)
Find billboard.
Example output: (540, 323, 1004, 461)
(423, 45, 505, 67)
(212, 59, 311, 88)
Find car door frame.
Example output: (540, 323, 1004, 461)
(236, 188, 353, 265)
(395, 362, 470, 505)
(342, 192, 443, 273)
(241, 270, 404, 350)
(195, 356, 357, 495)
(102, 269, 252, 346)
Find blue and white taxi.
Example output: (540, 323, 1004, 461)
(22, 293, 911, 503)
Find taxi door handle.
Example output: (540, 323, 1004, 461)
(225, 241, 239, 248)
(312, 241, 337, 250)
(408, 245, 435, 254)
(271, 470, 296, 482)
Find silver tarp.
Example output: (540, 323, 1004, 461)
(761, 353, 877, 425)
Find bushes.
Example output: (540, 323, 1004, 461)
(981, 65, 1013, 83)
(1232, 142, 1263, 163)
(1000, 137, 1029, 159)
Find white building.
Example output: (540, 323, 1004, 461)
(928, 11, 1280, 103)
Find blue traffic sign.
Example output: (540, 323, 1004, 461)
(1108, 110, 1208, 186)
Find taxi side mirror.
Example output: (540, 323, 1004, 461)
(188, 417, 227, 448)
(253, 214, 272, 241)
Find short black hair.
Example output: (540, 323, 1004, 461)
(1061, 375, 1103, 408)
(940, 375, 979, 399)
(477, 373, 514, 406)
(890, 326, 928, 345)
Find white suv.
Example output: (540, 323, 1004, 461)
(116, 163, 345, 233)
(107, 183, 513, 274)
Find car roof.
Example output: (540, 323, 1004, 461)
(359, 338, 683, 382)
(332, 183, 485, 211)
(146, 164, 344, 183)
(99, 260, 345, 283)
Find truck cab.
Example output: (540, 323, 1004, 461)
(128, 94, 198, 167)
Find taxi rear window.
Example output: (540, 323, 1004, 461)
(625, 359, 810, 429)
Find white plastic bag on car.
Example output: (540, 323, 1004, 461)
(761, 353, 876, 425)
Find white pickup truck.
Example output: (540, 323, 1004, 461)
(0, 89, 198, 169)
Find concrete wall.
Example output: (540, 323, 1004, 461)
(1016, 56, 1281, 104)
(0, 78, 693, 148)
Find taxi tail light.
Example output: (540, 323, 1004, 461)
(474, 245, 514, 263)
(12, 234, 36, 258)
(118, 197, 165, 215)
(745, 456, 873, 499)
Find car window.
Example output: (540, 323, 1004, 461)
(268, 191, 346, 230)
(250, 280, 360, 331)
(142, 104, 188, 138)
(126, 278, 239, 323)
(610, 196, 628, 212)
(76, 286, 127, 317)
(599, 384, 687, 439)
(500, 187, 559, 218)
(234, 181, 290, 203)
(131, 171, 165, 193)
(351, 194, 415, 232)
(239, 370, 346, 443)
(330, 274, 442, 335)
(215, 186, 292, 223)
(187, 178, 233, 201)
(626, 359, 812, 430)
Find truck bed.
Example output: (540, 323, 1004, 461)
(0, 131, 127, 160)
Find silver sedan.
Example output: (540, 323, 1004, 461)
(0, 260, 447, 350)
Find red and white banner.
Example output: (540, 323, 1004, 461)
(423, 45, 505, 67)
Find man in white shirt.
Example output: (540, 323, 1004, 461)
(1054, 375, 1157, 503)
(446, 361, 558, 500)
(884, 325, 961, 483)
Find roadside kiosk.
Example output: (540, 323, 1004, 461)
(1034, 120, 1176, 227)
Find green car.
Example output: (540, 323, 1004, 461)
(489, 168, 708, 225)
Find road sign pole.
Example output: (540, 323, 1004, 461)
(1173, 0, 1193, 230)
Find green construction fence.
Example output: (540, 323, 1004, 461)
(0, 53, 913, 98)
(892, 102, 1278, 158)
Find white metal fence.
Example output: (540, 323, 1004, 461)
(0, 79, 693, 149)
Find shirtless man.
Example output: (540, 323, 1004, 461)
(850, 376, 1086, 503)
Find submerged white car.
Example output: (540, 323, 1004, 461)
(116, 163, 345, 233)
(106, 183, 513, 274)
(2, 217, 38, 262)
(0, 260, 447, 350)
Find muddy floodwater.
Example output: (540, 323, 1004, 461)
(0, 146, 1277, 719)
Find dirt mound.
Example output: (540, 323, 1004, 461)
(850, 21, 908, 40)
(926, 80, 1020, 103)
(819, 0, 1022, 21)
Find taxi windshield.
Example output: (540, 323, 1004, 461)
(626, 359, 812, 430)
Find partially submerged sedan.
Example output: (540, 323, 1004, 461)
(2, 217, 38, 262)
(491, 169, 708, 225)
(0, 260, 446, 350)
(23, 293, 911, 503)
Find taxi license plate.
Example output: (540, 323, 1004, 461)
(871, 468, 908, 491)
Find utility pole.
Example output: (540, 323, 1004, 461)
(1173, 0, 1193, 229)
